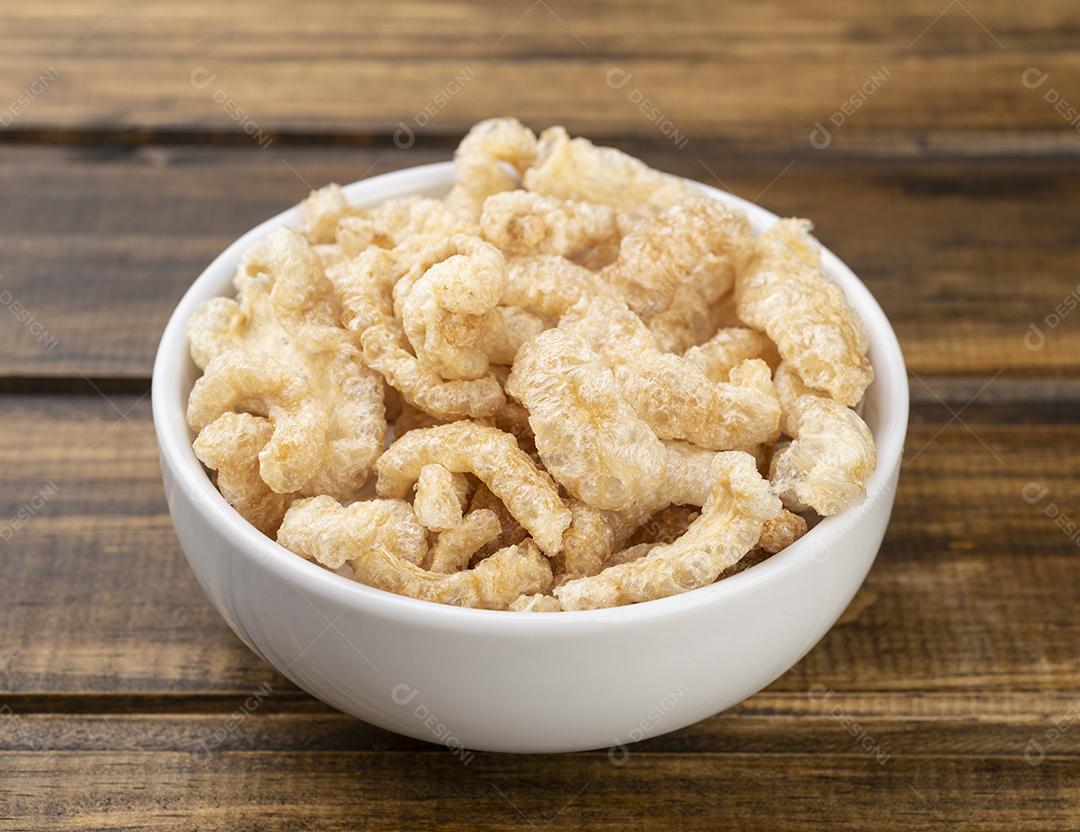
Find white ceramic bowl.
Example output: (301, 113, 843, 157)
(153, 162, 908, 754)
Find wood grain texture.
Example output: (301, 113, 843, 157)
(2, 391, 1078, 698)
(1, 145, 1078, 379)
(1, 0, 1079, 156)
(2, 750, 1077, 831)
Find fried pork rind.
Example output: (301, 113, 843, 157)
(299, 184, 357, 245)
(328, 246, 403, 337)
(509, 592, 562, 612)
(368, 195, 480, 251)
(758, 508, 808, 554)
(447, 118, 539, 218)
(375, 421, 572, 557)
(277, 495, 428, 570)
(400, 235, 508, 380)
(188, 233, 386, 499)
(353, 540, 551, 610)
(684, 327, 781, 382)
(506, 327, 667, 511)
(523, 126, 689, 216)
(736, 219, 873, 407)
(361, 325, 506, 420)
(599, 197, 752, 321)
(554, 452, 781, 610)
(413, 463, 469, 532)
(563, 297, 780, 450)
(770, 392, 876, 516)
(555, 441, 714, 579)
(502, 255, 612, 320)
(188, 352, 328, 494)
(487, 306, 546, 365)
(193, 412, 293, 536)
(480, 190, 627, 266)
(428, 509, 502, 573)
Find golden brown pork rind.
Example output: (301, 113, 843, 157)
(400, 235, 508, 380)
(188, 230, 386, 499)
(427, 509, 502, 574)
(598, 196, 752, 320)
(554, 452, 781, 610)
(447, 118, 539, 218)
(506, 327, 667, 511)
(480, 190, 628, 266)
(277, 495, 428, 569)
(299, 184, 359, 245)
(375, 421, 571, 557)
(193, 412, 294, 536)
(562, 296, 781, 450)
(509, 592, 562, 612)
(523, 126, 689, 216)
(360, 325, 506, 420)
(412, 463, 470, 532)
(683, 327, 781, 382)
(736, 219, 873, 407)
(769, 361, 876, 516)
(353, 540, 552, 610)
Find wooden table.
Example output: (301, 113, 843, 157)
(2, 2, 1078, 828)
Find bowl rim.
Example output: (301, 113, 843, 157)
(152, 160, 909, 631)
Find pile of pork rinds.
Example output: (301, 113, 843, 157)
(186, 118, 877, 612)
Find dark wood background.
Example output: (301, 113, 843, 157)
(2, 1, 1079, 829)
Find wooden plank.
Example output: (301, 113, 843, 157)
(2, 145, 1079, 379)
(1, 750, 1077, 831)
(1, 0, 1079, 153)
(1, 392, 1078, 698)
(2, 691, 1079, 756)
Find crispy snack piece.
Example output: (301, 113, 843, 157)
(193, 413, 293, 536)
(486, 306, 546, 365)
(376, 421, 572, 556)
(361, 325, 506, 420)
(502, 255, 613, 320)
(400, 235, 508, 380)
(413, 463, 470, 532)
(599, 197, 752, 319)
(354, 540, 552, 610)
(447, 118, 539, 218)
(337, 193, 475, 248)
(468, 484, 529, 561)
(480, 190, 627, 265)
(189, 241, 386, 498)
(684, 327, 781, 382)
(277, 495, 428, 569)
(646, 288, 717, 354)
(758, 508, 808, 554)
(563, 297, 780, 450)
(770, 393, 876, 516)
(555, 441, 711, 578)
(328, 246, 403, 337)
(736, 219, 873, 407)
(523, 126, 689, 216)
(554, 452, 781, 610)
(507, 328, 667, 511)
(509, 593, 562, 612)
(299, 184, 358, 245)
(428, 509, 502, 573)
(188, 352, 329, 494)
